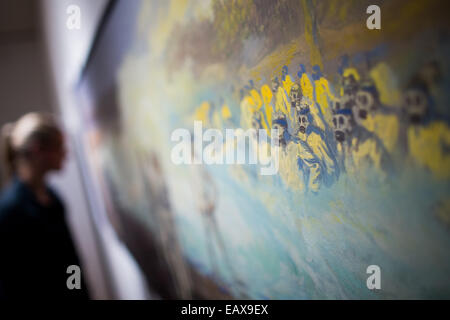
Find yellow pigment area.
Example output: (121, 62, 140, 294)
(282, 74, 295, 97)
(361, 113, 399, 153)
(408, 122, 450, 179)
(369, 62, 402, 107)
(279, 143, 305, 192)
(300, 73, 314, 101)
(221, 104, 232, 120)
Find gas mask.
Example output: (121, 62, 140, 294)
(353, 80, 378, 124)
(298, 114, 310, 134)
(333, 111, 353, 143)
(403, 88, 428, 124)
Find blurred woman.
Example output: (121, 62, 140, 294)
(0, 112, 89, 299)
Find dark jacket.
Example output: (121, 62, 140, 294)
(0, 178, 89, 299)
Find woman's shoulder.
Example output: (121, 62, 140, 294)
(0, 180, 26, 222)
(0, 179, 23, 206)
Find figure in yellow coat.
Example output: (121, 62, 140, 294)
(352, 79, 399, 154)
(297, 64, 314, 102)
(272, 76, 292, 121)
(221, 103, 233, 125)
(249, 87, 267, 130)
(281, 65, 295, 97)
(290, 83, 302, 132)
(332, 107, 390, 178)
(331, 68, 359, 117)
(403, 88, 450, 179)
(296, 64, 328, 132)
(260, 84, 275, 133)
(295, 108, 339, 193)
(312, 65, 335, 127)
(331, 108, 355, 174)
(194, 101, 213, 128)
(272, 116, 305, 192)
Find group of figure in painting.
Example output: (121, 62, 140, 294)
(194, 60, 450, 194)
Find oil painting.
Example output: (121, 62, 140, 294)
(77, 0, 450, 299)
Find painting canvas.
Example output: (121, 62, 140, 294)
(77, 0, 450, 299)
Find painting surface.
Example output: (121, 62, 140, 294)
(79, 0, 450, 299)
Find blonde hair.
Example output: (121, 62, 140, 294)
(1, 112, 62, 182)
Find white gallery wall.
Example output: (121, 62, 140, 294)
(0, 0, 53, 184)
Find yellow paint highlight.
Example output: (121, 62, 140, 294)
(315, 76, 335, 125)
(249, 89, 263, 111)
(361, 113, 399, 153)
(194, 101, 212, 126)
(302, 97, 326, 132)
(369, 63, 402, 107)
(296, 130, 335, 192)
(261, 84, 274, 131)
(351, 136, 385, 178)
(282, 74, 295, 97)
(297, 132, 321, 192)
(343, 68, 360, 82)
(258, 109, 270, 134)
(307, 131, 336, 178)
(408, 122, 450, 179)
(278, 144, 305, 192)
(300, 73, 314, 101)
(261, 84, 273, 105)
(275, 86, 292, 120)
(221, 104, 232, 120)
